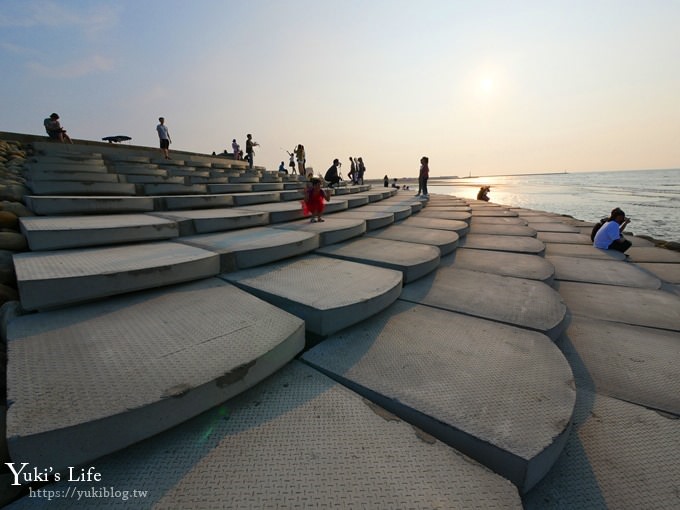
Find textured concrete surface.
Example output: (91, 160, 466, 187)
(628, 246, 680, 263)
(367, 224, 459, 255)
(544, 243, 626, 260)
(222, 255, 402, 336)
(327, 209, 395, 230)
(399, 216, 469, 236)
(151, 208, 268, 235)
(468, 223, 537, 237)
(461, 234, 546, 255)
(636, 262, 680, 284)
(548, 255, 662, 289)
(6, 278, 305, 470)
(537, 232, 592, 244)
(442, 248, 555, 283)
(24, 195, 155, 215)
(272, 217, 367, 246)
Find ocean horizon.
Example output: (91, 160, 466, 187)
(427, 168, 680, 243)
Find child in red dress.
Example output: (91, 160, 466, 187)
(302, 177, 329, 222)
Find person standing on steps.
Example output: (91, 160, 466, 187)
(156, 117, 171, 159)
(246, 133, 259, 169)
(417, 156, 429, 197)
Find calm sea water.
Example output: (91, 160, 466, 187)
(430, 168, 680, 243)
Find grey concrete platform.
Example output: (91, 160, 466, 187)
(316, 236, 440, 283)
(415, 209, 472, 222)
(231, 191, 284, 206)
(400, 267, 567, 339)
(519, 215, 568, 222)
(223, 255, 402, 336)
(6, 277, 305, 471)
(159, 193, 234, 210)
(557, 281, 680, 331)
(357, 204, 413, 220)
(122, 174, 184, 184)
(636, 262, 680, 284)
(151, 208, 268, 235)
(7, 361, 521, 509)
(627, 246, 680, 263)
(19, 214, 179, 250)
(240, 200, 347, 223)
(460, 234, 546, 255)
(443, 248, 555, 283)
(524, 388, 680, 509)
(421, 204, 471, 212)
(113, 166, 166, 176)
(525, 222, 580, 233)
(327, 209, 395, 230)
(471, 209, 519, 217)
(206, 183, 253, 193)
(548, 255, 662, 289)
(468, 223, 537, 237)
(544, 243, 626, 260)
(143, 183, 207, 195)
(13, 241, 220, 310)
(537, 232, 591, 244)
(180, 227, 319, 273)
(273, 217, 366, 246)
(27, 163, 108, 173)
(470, 216, 527, 225)
(24, 195, 155, 215)
(27, 170, 120, 182)
(367, 224, 459, 255)
(399, 216, 470, 236)
(28, 181, 136, 196)
(559, 316, 680, 415)
(302, 301, 575, 492)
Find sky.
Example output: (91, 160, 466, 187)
(1, 0, 679, 178)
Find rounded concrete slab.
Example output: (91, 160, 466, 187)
(636, 262, 680, 284)
(520, 215, 568, 223)
(240, 200, 348, 222)
(544, 243, 626, 260)
(151, 208, 268, 234)
(548, 255, 661, 289)
(422, 205, 471, 212)
(272, 217, 366, 246)
(400, 267, 567, 338)
(524, 391, 680, 509)
(302, 301, 575, 492)
(557, 281, 680, 331)
(13, 241, 220, 311)
(526, 222, 580, 233)
(537, 232, 592, 244)
(559, 317, 680, 415)
(367, 224, 459, 255)
(24, 196, 155, 215)
(328, 210, 395, 230)
(461, 234, 546, 255)
(6, 278, 305, 471)
(160, 194, 234, 210)
(359, 204, 413, 220)
(627, 247, 680, 263)
(221, 255, 402, 336)
(444, 248, 555, 283)
(7, 361, 521, 509)
(180, 227, 319, 273)
(471, 209, 519, 217)
(469, 223, 537, 237)
(471, 216, 528, 225)
(316, 237, 440, 283)
(416, 210, 472, 222)
(29, 181, 136, 196)
(19, 214, 179, 250)
(399, 216, 469, 236)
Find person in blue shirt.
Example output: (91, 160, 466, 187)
(593, 207, 632, 252)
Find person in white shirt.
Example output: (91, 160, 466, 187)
(156, 117, 171, 159)
(593, 207, 632, 252)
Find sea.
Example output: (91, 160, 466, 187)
(428, 168, 680, 243)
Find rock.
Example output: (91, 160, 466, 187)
(0, 212, 18, 230)
(0, 284, 18, 306)
(0, 232, 27, 251)
(664, 241, 680, 252)
(1, 201, 33, 217)
(0, 185, 27, 203)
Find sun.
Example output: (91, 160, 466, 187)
(481, 78, 493, 92)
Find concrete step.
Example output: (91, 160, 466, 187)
(367, 224, 459, 255)
(470, 216, 527, 225)
(223, 255, 402, 336)
(13, 241, 220, 310)
(231, 191, 281, 206)
(180, 227, 320, 273)
(143, 183, 207, 195)
(548, 255, 662, 289)
(399, 216, 470, 237)
(26, 163, 109, 173)
(123, 174, 184, 184)
(328, 209, 395, 230)
(544, 243, 626, 260)
(207, 183, 253, 193)
(400, 267, 568, 339)
(461, 234, 546, 255)
(6, 361, 521, 508)
(150, 208, 268, 235)
(111, 166, 166, 176)
(358, 204, 413, 220)
(6, 277, 305, 471)
(24, 195, 155, 215)
(316, 236, 440, 283)
(302, 300, 576, 493)
(19, 214, 179, 250)
(468, 223, 537, 237)
(27, 171, 121, 183)
(252, 182, 284, 192)
(160, 194, 234, 210)
(28, 181, 137, 196)
(537, 232, 591, 244)
(239, 200, 347, 223)
(272, 217, 366, 246)
(416, 209, 472, 222)
(526, 222, 580, 233)
(445, 248, 555, 283)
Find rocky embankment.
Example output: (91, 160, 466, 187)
(0, 139, 33, 505)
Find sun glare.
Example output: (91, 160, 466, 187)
(481, 78, 493, 92)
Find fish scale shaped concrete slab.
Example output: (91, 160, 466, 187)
(6, 278, 305, 471)
(302, 301, 576, 493)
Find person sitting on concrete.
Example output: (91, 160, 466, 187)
(278, 161, 288, 174)
(391, 178, 401, 190)
(477, 186, 490, 201)
(593, 207, 632, 253)
(44, 113, 73, 143)
(324, 159, 341, 188)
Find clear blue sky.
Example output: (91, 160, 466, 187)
(1, 0, 679, 178)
